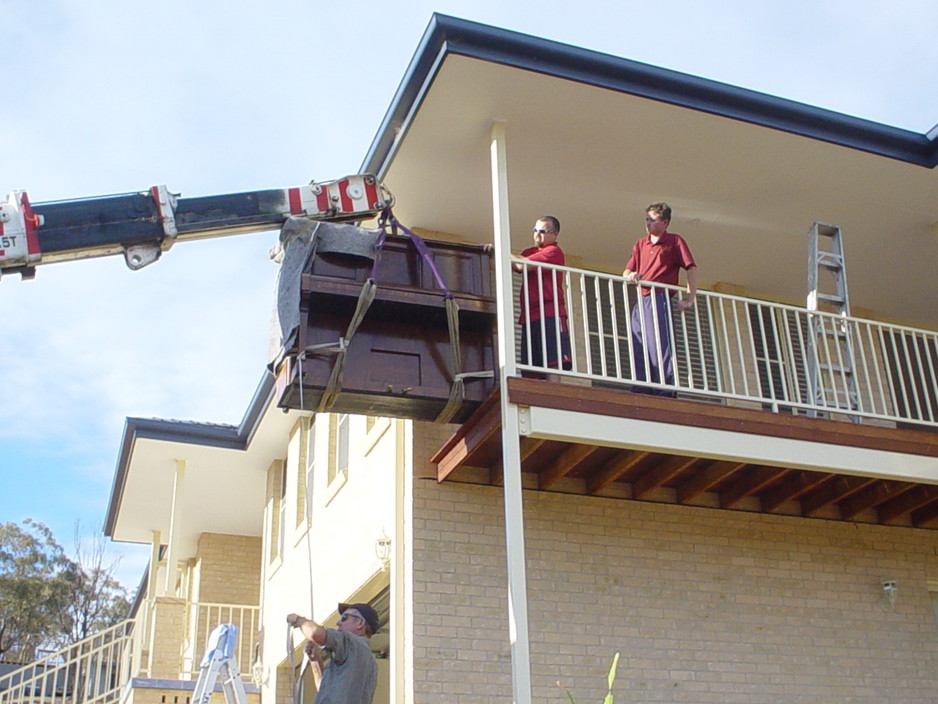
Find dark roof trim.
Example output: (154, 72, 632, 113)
(361, 14, 938, 175)
(104, 371, 277, 536)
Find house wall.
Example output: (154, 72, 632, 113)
(196, 532, 263, 604)
(411, 425, 938, 703)
(259, 414, 399, 704)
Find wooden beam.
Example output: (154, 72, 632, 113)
(839, 481, 915, 519)
(759, 470, 831, 513)
(491, 437, 546, 486)
(799, 475, 875, 516)
(911, 500, 938, 528)
(506, 376, 938, 458)
(435, 395, 501, 482)
(675, 461, 746, 503)
(877, 485, 938, 523)
(719, 466, 788, 509)
(632, 454, 699, 499)
(587, 450, 650, 495)
(539, 444, 602, 490)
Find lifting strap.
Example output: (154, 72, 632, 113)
(377, 210, 472, 423)
(300, 208, 489, 422)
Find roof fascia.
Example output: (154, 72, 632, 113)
(361, 14, 938, 174)
(103, 371, 276, 536)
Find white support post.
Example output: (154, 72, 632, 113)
(164, 459, 186, 595)
(148, 530, 162, 598)
(490, 120, 532, 704)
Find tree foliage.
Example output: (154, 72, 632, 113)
(0, 520, 131, 664)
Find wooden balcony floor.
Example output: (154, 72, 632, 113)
(433, 377, 938, 530)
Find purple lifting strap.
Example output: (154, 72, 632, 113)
(379, 208, 453, 298)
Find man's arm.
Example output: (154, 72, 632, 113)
(287, 613, 327, 645)
(623, 268, 639, 284)
(675, 266, 698, 311)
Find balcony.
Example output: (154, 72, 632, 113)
(513, 259, 937, 426)
(434, 259, 938, 530)
(0, 601, 262, 704)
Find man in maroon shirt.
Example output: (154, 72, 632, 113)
(515, 215, 572, 378)
(623, 203, 697, 395)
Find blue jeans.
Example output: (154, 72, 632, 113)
(630, 291, 675, 395)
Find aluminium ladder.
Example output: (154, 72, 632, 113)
(191, 624, 249, 704)
(806, 222, 860, 418)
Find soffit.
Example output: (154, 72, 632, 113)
(380, 54, 938, 328)
(108, 402, 302, 556)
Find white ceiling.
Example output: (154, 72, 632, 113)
(109, 402, 302, 557)
(381, 55, 938, 328)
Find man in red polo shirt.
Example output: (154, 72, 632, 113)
(516, 215, 572, 378)
(623, 202, 697, 395)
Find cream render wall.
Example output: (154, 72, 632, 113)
(259, 414, 400, 704)
(410, 471, 938, 702)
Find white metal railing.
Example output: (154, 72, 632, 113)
(514, 259, 938, 428)
(0, 620, 134, 704)
(180, 602, 260, 682)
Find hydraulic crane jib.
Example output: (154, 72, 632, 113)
(0, 174, 391, 280)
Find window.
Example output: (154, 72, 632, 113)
(583, 276, 633, 381)
(672, 296, 720, 393)
(299, 416, 316, 526)
(325, 414, 350, 503)
(583, 275, 720, 393)
(364, 416, 391, 455)
(276, 460, 287, 558)
(880, 328, 938, 425)
(747, 303, 809, 409)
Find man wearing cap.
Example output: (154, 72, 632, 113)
(287, 603, 378, 704)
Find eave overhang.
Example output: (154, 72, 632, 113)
(363, 13, 938, 177)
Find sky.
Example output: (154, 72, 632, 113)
(2, 0, 937, 591)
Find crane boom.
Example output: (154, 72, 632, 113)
(0, 174, 391, 279)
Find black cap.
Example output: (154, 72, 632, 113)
(338, 602, 379, 635)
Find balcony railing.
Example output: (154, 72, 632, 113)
(514, 259, 938, 429)
(0, 620, 134, 704)
(180, 602, 260, 682)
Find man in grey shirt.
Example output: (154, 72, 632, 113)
(287, 603, 378, 704)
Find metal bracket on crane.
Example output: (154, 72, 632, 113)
(121, 185, 179, 270)
(0, 190, 43, 280)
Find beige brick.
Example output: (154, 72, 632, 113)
(409, 475, 938, 703)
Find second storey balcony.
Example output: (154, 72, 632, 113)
(433, 258, 938, 531)
(512, 258, 938, 430)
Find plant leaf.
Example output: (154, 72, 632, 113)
(607, 652, 620, 690)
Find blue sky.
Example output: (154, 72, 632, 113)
(2, 0, 937, 589)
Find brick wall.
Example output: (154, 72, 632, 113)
(196, 533, 262, 605)
(411, 476, 938, 703)
(147, 597, 187, 679)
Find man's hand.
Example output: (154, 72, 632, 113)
(675, 297, 695, 312)
(623, 271, 639, 285)
(287, 613, 305, 628)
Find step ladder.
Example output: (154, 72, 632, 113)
(806, 222, 859, 418)
(191, 624, 249, 704)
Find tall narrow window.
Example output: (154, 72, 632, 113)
(328, 414, 350, 486)
(276, 460, 287, 558)
(300, 416, 316, 526)
(747, 303, 808, 410)
(880, 329, 938, 426)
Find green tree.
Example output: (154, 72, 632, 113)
(0, 520, 70, 663)
(0, 520, 131, 664)
(60, 529, 132, 644)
